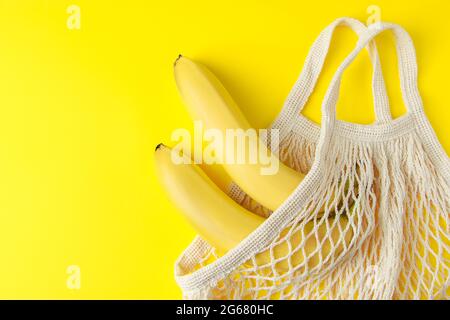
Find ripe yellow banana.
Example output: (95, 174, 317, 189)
(198, 162, 233, 194)
(199, 162, 272, 218)
(174, 56, 304, 211)
(155, 144, 353, 271)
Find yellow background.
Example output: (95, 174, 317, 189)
(0, 1, 448, 299)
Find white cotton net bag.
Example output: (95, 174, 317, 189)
(174, 19, 450, 300)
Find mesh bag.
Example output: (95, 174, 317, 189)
(174, 19, 450, 300)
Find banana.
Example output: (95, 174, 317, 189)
(174, 56, 305, 211)
(198, 162, 272, 218)
(198, 162, 233, 194)
(155, 144, 353, 271)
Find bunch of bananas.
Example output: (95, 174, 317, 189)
(155, 56, 353, 270)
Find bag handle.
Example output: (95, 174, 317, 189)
(273, 17, 391, 137)
(320, 23, 422, 125)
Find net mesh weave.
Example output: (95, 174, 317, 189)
(175, 129, 450, 299)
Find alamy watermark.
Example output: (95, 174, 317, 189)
(170, 121, 280, 175)
(66, 265, 81, 290)
(67, 4, 81, 30)
(367, 5, 382, 30)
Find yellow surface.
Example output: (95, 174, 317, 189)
(0, 1, 448, 299)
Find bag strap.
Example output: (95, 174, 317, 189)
(320, 23, 422, 124)
(318, 23, 450, 183)
(272, 17, 391, 139)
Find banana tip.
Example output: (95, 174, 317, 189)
(174, 54, 183, 66)
(155, 143, 165, 151)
